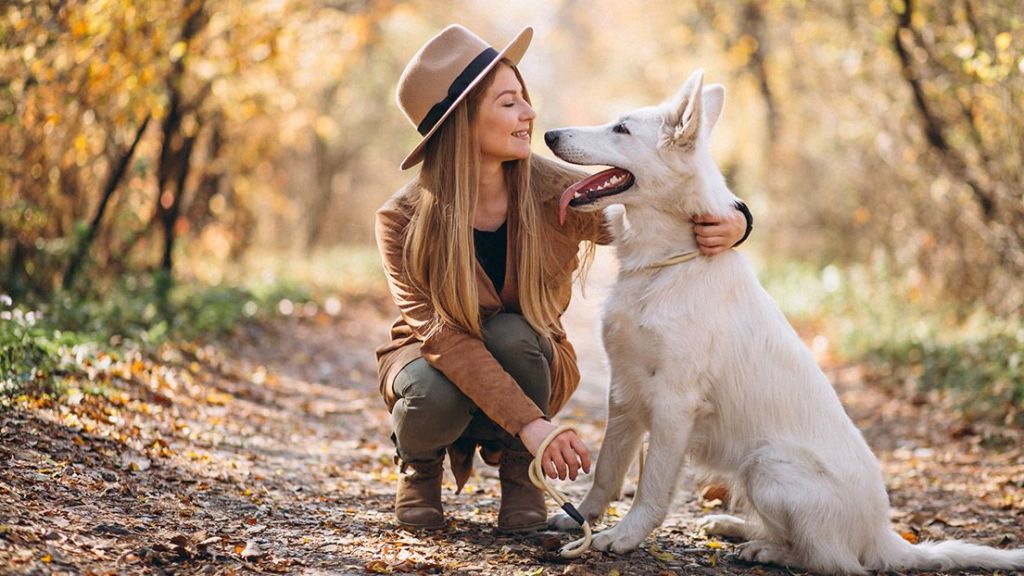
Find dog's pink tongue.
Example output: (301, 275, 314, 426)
(558, 178, 591, 225)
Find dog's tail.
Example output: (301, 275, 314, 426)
(870, 530, 1024, 572)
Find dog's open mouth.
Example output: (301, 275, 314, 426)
(558, 167, 635, 224)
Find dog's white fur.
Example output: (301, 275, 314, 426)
(545, 70, 1024, 574)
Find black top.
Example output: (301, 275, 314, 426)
(474, 220, 507, 294)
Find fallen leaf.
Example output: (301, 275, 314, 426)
(930, 515, 974, 528)
(206, 391, 233, 406)
(648, 544, 674, 562)
(240, 539, 263, 559)
(541, 535, 562, 551)
(391, 559, 420, 573)
(561, 565, 598, 575)
(93, 523, 131, 536)
(700, 483, 730, 503)
(120, 455, 150, 472)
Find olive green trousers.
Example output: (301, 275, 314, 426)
(390, 313, 553, 463)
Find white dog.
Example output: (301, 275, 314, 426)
(544, 69, 1024, 574)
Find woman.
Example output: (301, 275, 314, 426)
(375, 24, 751, 532)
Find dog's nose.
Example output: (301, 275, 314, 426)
(544, 130, 560, 148)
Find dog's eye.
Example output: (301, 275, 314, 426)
(613, 123, 630, 135)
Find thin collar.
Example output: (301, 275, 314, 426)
(636, 249, 701, 271)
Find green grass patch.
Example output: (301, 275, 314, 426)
(757, 257, 1024, 425)
(0, 272, 311, 405)
(1, 244, 385, 407)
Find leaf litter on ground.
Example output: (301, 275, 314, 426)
(0, 299, 1021, 575)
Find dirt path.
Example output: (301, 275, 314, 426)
(1, 251, 1022, 575)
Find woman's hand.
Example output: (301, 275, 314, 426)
(693, 208, 747, 256)
(518, 418, 591, 481)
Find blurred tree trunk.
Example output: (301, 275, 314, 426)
(155, 0, 208, 279)
(305, 84, 353, 250)
(696, 0, 779, 145)
(739, 0, 778, 146)
(893, 0, 996, 220)
(184, 115, 225, 236)
(63, 116, 151, 290)
(306, 134, 339, 250)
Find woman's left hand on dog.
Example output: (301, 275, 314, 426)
(693, 210, 747, 255)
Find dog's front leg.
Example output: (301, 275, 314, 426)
(549, 395, 646, 532)
(591, 396, 697, 554)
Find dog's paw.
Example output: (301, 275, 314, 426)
(548, 511, 583, 532)
(698, 514, 749, 540)
(590, 526, 644, 555)
(738, 540, 792, 566)
(548, 504, 604, 532)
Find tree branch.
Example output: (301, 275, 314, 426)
(892, 0, 996, 220)
(63, 115, 152, 290)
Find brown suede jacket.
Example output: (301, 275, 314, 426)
(374, 155, 610, 486)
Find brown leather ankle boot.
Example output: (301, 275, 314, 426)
(497, 449, 547, 533)
(395, 457, 444, 529)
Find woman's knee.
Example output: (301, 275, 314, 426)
(482, 313, 552, 413)
(391, 360, 475, 457)
(483, 313, 552, 364)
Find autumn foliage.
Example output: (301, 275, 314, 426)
(3, 0, 1022, 309)
(2, 0, 1023, 414)
(1, 0, 401, 297)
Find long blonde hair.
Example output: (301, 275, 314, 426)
(403, 61, 562, 339)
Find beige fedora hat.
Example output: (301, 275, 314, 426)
(396, 24, 533, 170)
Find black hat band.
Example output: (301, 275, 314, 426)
(417, 47, 499, 136)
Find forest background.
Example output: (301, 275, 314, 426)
(5, 0, 1023, 423)
(2, 1, 1023, 574)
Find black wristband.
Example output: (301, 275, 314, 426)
(732, 200, 753, 247)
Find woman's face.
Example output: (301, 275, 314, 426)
(473, 64, 536, 165)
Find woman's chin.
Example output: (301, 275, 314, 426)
(510, 144, 532, 160)
(487, 149, 531, 165)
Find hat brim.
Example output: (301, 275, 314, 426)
(400, 26, 534, 170)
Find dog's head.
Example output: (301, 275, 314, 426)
(545, 69, 725, 223)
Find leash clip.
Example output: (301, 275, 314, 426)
(529, 424, 593, 558)
(561, 502, 586, 526)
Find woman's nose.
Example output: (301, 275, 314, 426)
(522, 103, 536, 121)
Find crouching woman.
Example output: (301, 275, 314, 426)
(373, 24, 750, 533)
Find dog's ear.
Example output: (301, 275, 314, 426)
(702, 84, 725, 134)
(662, 69, 705, 149)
